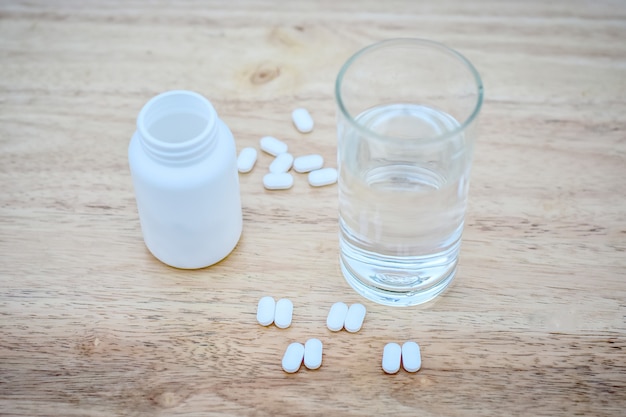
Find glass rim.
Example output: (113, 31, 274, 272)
(334, 38, 484, 143)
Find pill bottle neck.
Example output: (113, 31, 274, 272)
(136, 90, 219, 165)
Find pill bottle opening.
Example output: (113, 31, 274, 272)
(149, 113, 209, 144)
(138, 90, 215, 146)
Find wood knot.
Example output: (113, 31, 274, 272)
(150, 391, 184, 408)
(250, 64, 280, 85)
(76, 330, 107, 356)
(148, 385, 194, 409)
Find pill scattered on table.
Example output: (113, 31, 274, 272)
(291, 108, 314, 133)
(260, 136, 288, 156)
(274, 298, 293, 329)
(382, 343, 402, 374)
(282, 342, 305, 373)
(308, 167, 337, 187)
(269, 153, 294, 174)
(304, 338, 323, 370)
(263, 173, 294, 190)
(237, 147, 257, 173)
(326, 302, 349, 332)
(293, 154, 324, 173)
(256, 296, 276, 326)
(344, 303, 366, 333)
(401, 341, 422, 373)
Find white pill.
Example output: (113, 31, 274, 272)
(237, 147, 257, 173)
(344, 303, 366, 333)
(260, 136, 288, 156)
(308, 167, 337, 187)
(382, 342, 402, 374)
(263, 173, 294, 190)
(304, 338, 323, 370)
(282, 342, 305, 373)
(326, 302, 349, 332)
(256, 296, 275, 326)
(402, 341, 422, 373)
(269, 153, 294, 174)
(293, 154, 324, 173)
(274, 298, 293, 329)
(291, 108, 314, 133)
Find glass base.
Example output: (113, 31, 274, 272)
(340, 258, 457, 307)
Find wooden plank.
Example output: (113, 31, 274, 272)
(1, 1, 625, 415)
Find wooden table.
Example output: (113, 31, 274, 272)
(1, 1, 624, 415)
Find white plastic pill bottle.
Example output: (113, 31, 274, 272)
(128, 90, 242, 269)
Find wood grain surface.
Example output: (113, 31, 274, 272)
(1, 1, 625, 416)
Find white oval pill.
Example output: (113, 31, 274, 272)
(291, 108, 314, 133)
(344, 303, 366, 333)
(274, 298, 293, 329)
(382, 343, 402, 374)
(402, 341, 422, 373)
(308, 167, 337, 187)
(326, 302, 349, 332)
(237, 147, 257, 173)
(269, 153, 294, 174)
(263, 173, 294, 190)
(282, 342, 304, 373)
(304, 338, 323, 370)
(293, 154, 324, 173)
(260, 136, 288, 156)
(256, 296, 275, 326)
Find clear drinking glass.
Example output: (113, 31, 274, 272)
(335, 38, 483, 306)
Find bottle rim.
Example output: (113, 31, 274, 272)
(137, 90, 218, 163)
